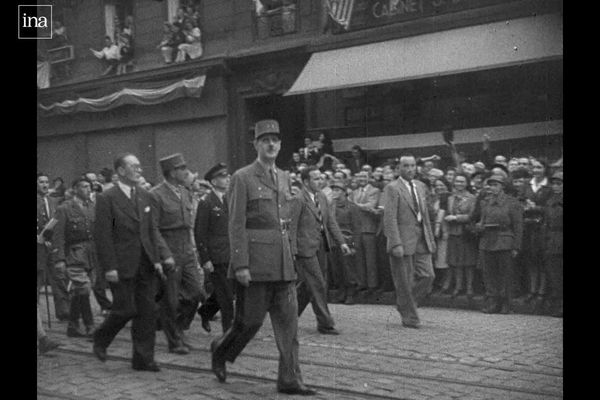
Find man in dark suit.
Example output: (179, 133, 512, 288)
(92, 153, 166, 372)
(37, 172, 70, 321)
(382, 155, 436, 329)
(195, 163, 234, 334)
(150, 153, 204, 355)
(210, 119, 317, 396)
(291, 167, 351, 335)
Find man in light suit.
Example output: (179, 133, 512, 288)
(151, 153, 204, 355)
(350, 171, 381, 296)
(291, 167, 351, 335)
(93, 153, 166, 372)
(210, 119, 317, 396)
(382, 155, 436, 329)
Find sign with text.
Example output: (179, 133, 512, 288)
(346, 0, 518, 31)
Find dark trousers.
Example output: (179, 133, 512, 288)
(37, 244, 70, 319)
(296, 241, 335, 330)
(93, 256, 158, 366)
(330, 247, 358, 296)
(376, 232, 394, 291)
(177, 261, 205, 331)
(93, 268, 112, 311)
(355, 233, 379, 289)
(545, 254, 563, 302)
(482, 250, 513, 301)
(198, 264, 235, 332)
(213, 281, 304, 390)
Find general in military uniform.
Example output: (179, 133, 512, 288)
(151, 153, 205, 354)
(210, 119, 317, 396)
(195, 163, 234, 334)
(52, 177, 98, 338)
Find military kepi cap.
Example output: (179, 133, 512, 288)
(487, 174, 506, 186)
(159, 153, 186, 173)
(254, 119, 280, 140)
(204, 162, 228, 181)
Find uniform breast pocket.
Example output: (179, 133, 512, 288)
(248, 187, 273, 214)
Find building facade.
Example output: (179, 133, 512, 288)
(37, 0, 563, 182)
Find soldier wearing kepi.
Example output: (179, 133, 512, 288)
(151, 153, 205, 355)
(210, 119, 317, 396)
(195, 163, 234, 334)
(52, 177, 98, 338)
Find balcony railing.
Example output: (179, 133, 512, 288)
(254, 5, 298, 39)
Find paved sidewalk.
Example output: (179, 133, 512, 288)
(38, 296, 563, 400)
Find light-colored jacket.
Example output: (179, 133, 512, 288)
(382, 178, 436, 255)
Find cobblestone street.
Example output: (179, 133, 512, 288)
(38, 295, 562, 400)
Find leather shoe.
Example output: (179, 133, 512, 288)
(402, 321, 421, 329)
(67, 326, 87, 338)
(210, 339, 226, 382)
(132, 362, 160, 372)
(92, 344, 107, 362)
(201, 316, 212, 333)
(278, 385, 318, 396)
(169, 345, 189, 355)
(317, 327, 340, 335)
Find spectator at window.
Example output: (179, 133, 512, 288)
(176, 19, 203, 62)
(116, 15, 135, 74)
(158, 22, 175, 64)
(51, 19, 68, 48)
(90, 36, 120, 76)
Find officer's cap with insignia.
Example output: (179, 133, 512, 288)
(254, 119, 280, 141)
(159, 153, 187, 173)
(205, 163, 229, 182)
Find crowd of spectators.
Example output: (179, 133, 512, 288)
(281, 132, 563, 316)
(90, 15, 135, 76)
(158, 2, 203, 64)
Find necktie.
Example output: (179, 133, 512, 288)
(270, 168, 278, 187)
(313, 193, 324, 231)
(131, 186, 139, 214)
(43, 196, 50, 219)
(410, 181, 422, 222)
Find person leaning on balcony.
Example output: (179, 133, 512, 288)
(176, 19, 203, 62)
(90, 36, 120, 76)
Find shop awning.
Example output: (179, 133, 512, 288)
(39, 75, 206, 116)
(286, 14, 562, 96)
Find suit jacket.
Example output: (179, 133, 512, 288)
(290, 188, 346, 258)
(382, 178, 436, 255)
(37, 194, 58, 238)
(350, 184, 381, 233)
(543, 194, 562, 255)
(446, 192, 476, 236)
(194, 190, 230, 265)
(150, 181, 195, 263)
(227, 160, 296, 282)
(94, 185, 163, 279)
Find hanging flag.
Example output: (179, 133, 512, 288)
(325, 0, 355, 30)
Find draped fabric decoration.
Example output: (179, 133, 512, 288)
(37, 61, 51, 89)
(38, 75, 206, 116)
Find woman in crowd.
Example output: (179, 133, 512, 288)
(445, 173, 478, 300)
(520, 159, 552, 306)
(177, 19, 203, 62)
(430, 178, 451, 294)
(474, 174, 523, 314)
(49, 177, 66, 202)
